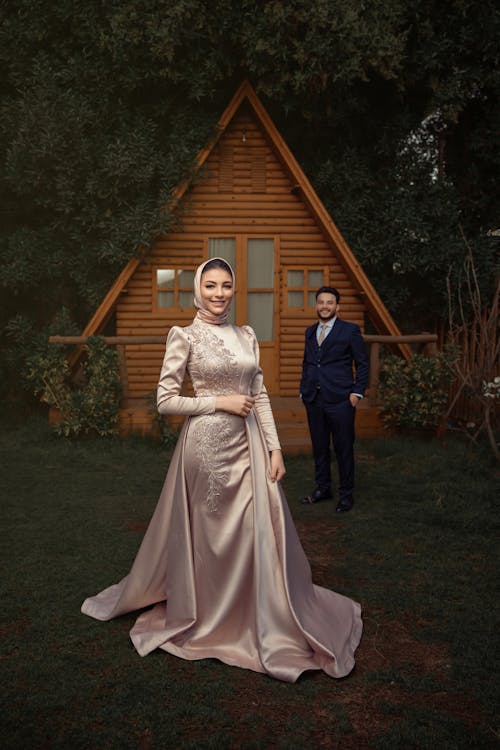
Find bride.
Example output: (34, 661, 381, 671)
(82, 257, 362, 682)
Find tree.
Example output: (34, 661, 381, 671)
(446, 236, 499, 461)
(1, 0, 498, 403)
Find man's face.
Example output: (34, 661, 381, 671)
(316, 292, 339, 321)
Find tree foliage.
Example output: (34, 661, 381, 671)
(1, 0, 498, 399)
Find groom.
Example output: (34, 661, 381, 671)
(300, 286, 369, 512)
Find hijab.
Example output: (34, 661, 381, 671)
(193, 257, 235, 325)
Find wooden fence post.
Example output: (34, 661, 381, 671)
(116, 344, 128, 407)
(422, 332, 438, 357)
(368, 342, 380, 406)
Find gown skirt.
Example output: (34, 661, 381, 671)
(82, 407, 362, 683)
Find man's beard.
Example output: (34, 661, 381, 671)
(317, 310, 336, 321)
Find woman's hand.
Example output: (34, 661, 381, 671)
(269, 449, 286, 483)
(215, 394, 255, 418)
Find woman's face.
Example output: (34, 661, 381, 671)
(200, 267, 234, 316)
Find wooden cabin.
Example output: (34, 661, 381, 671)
(64, 81, 409, 450)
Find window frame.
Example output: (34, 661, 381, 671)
(283, 266, 330, 312)
(205, 234, 280, 343)
(152, 266, 197, 314)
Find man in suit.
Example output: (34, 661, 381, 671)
(300, 286, 369, 512)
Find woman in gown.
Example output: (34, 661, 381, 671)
(81, 257, 362, 683)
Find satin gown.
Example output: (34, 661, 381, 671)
(81, 318, 362, 682)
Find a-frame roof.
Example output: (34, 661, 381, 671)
(80, 80, 404, 343)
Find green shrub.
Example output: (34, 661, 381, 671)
(28, 337, 122, 437)
(379, 351, 453, 431)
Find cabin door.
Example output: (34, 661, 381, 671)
(208, 236, 280, 393)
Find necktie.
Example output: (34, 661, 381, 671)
(318, 323, 327, 345)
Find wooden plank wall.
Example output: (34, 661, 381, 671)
(116, 103, 367, 402)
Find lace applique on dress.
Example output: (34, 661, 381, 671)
(192, 413, 233, 512)
(185, 320, 239, 396)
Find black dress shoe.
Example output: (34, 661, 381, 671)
(336, 499, 353, 513)
(301, 488, 332, 504)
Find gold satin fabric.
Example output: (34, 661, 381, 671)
(81, 320, 362, 682)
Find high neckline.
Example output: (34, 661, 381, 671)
(194, 314, 230, 327)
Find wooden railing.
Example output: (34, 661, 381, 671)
(363, 333, 438, 405)
(49, 332, 439, 409)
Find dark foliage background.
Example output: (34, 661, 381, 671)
(1, 0, 499, 405)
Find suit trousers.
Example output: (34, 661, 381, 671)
(305, 392, 355, 502)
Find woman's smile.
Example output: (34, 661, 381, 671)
(200, 268, 234, 316)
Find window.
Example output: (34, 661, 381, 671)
(285, 268, 327, 309)
(217, 144, 267, 193)
(155, 268, 195, 310)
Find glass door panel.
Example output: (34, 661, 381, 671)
(206, 235, 279, 392)
(247, 238, 274, 341)
(208, 238, 236, 324)
(208, 238, 236, 269)
(247, 293, 274, 340)
(247, 238, 274, 286)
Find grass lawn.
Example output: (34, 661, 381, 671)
(1, 415, 498, 749)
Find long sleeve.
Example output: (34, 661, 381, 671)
(157, 326, 217, 416)
(253, 386, 282, 452)
(246, 327, 281, 452)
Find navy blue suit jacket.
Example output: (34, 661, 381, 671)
(300, 318, 369, 405)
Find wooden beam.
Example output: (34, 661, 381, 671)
(363, 334, 438, 344)
(50, 333, 438, 346)
(50, 335, 166, 344)
(80, 257, 142, 339)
